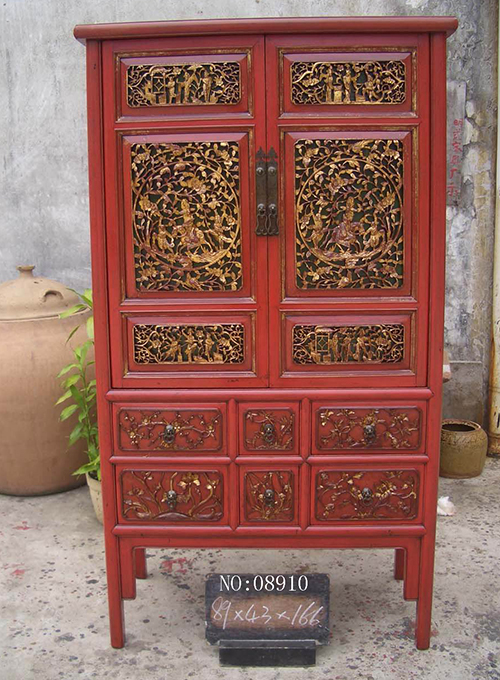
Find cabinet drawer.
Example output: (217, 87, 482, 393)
(314, 405, 423, 453)
(116, 404, 225, 454)
(239, 402, 299, 454)
(240, 466, 299, 524)
(312, 468, 420, 523)
(118, 467, 227, 524)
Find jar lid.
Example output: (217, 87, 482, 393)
(0, 266, 82, 320)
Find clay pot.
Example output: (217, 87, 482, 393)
(440, 419, 488, 479)
(0, 266, 93, 495)
(86, 473, 103, 524)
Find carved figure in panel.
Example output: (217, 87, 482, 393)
(119, 409, 222, 451)
(295, 138, 404, 289)
(131, 141, 242, 292)
(292, 324, 405, 365)
(133, 323, 245, 365)
(291, 59, 406, 106)
(315, 470, 418, 521)
(127, 61, 241, 107)
(244, 471, 294, 521)
(318, 408, 421, 450)
(121, 470, 223, 522)
(244, 410, 295, 450)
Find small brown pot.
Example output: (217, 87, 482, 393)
(86, 473, 103, 524)
(440, 419, 488, 479)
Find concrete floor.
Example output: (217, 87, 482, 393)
(1, 461, 499, 680)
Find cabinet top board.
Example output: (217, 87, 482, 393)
(74, 16, 458, 44)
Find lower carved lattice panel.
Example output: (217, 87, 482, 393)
(119, 469, 225, 522)
(313, 469, 419, 522)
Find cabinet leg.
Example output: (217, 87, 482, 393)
(106, 539, 125, 648)
(394, 548, 405, 581)
(415, 536, 435, 650)
(134, 548, 147, 580)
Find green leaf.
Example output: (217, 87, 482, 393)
(69, 385, 85, 409)
(60, 404, 78, 421)
(72, 460, 99, 476)
(87, 379, 97, 388)
(86, 316, 94, 340)
(80, 289, 93, 307)
(65, 325, 81, 344)
(59, 304, 86, 319)
(63, 374, 81, 389)
(55, 390, 72, 406)
(68, 424, 84, 446)
(75, 340, 92, 363)
(57, 363, 78, 378)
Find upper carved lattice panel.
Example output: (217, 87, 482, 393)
(131, 141, 242, 293)
(290, 59, 406, 106)
(126, 62, 241, 107)
(295, 138, 404, 290)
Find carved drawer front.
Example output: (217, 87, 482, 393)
(116, 405, 225, 454)
(240, 467, 298, 524)
(116, 48, 253, 119)
(312, 469, 420, 523)
(118, 468, 227, 523)
(314, 406, 422, 453)
(239, 403, 299, 454)
(280, 48, 414, 116)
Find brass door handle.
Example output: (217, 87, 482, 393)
(263, 488, 276, 505)
(163, 424, 176, 444)
(255, 147, 279, 235)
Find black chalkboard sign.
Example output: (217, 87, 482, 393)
(205, 573, 330, 646)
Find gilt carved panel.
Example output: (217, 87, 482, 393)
(130, 141, 242, 292)
(118, 408, 223, 452)
(317, 407, 421, 451)
(127, 61, 241, 107)
(243, 470, 295, 522)
(295, 138, 404, 290)
(291, 59, 406, 106)
(244, 409, 295, 451)
(292, 324, 405, 365)
(315, 470, 419, 521)
(120, 470, 224, 522)
(133, 323, 245, 365)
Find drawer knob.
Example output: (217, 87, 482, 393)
(363, 423, 376, 442)
(166, 489, 178, 509)
(163, 423, 176, 444)
(361, 487, 373, 503)
(263, 488, 276, 505)
(262, 422, 277, 445)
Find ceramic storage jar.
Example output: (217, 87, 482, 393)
(0, 266, 92, 494)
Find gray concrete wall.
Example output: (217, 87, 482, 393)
(0, 0, 497, 424)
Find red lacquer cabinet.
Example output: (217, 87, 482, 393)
(74, 16, 457, 650)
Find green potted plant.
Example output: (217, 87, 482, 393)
(56, 289, 102, 523)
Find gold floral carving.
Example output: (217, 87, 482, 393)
(121, 470, 223, 522)
(126, 61, 241, 107)
(318, 408, 421, 450)
(119, 409, 222, 451)
(244, 471, 294, 521)
(292, 324, 405, 365)
(244, 410, 295, 450)
(133, 323, 245, 365)
(291, 59, 406, 105)
(315, 470, 418, 521)
(295, 138, 404, 289)
(131, 141, 242, 292)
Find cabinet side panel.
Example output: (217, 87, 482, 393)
(85, 39, 123, 647)
(416, 32, 449, 650)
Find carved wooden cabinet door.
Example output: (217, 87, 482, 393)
(101, 35, 270, 388)
(264, 34, 431, 388)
